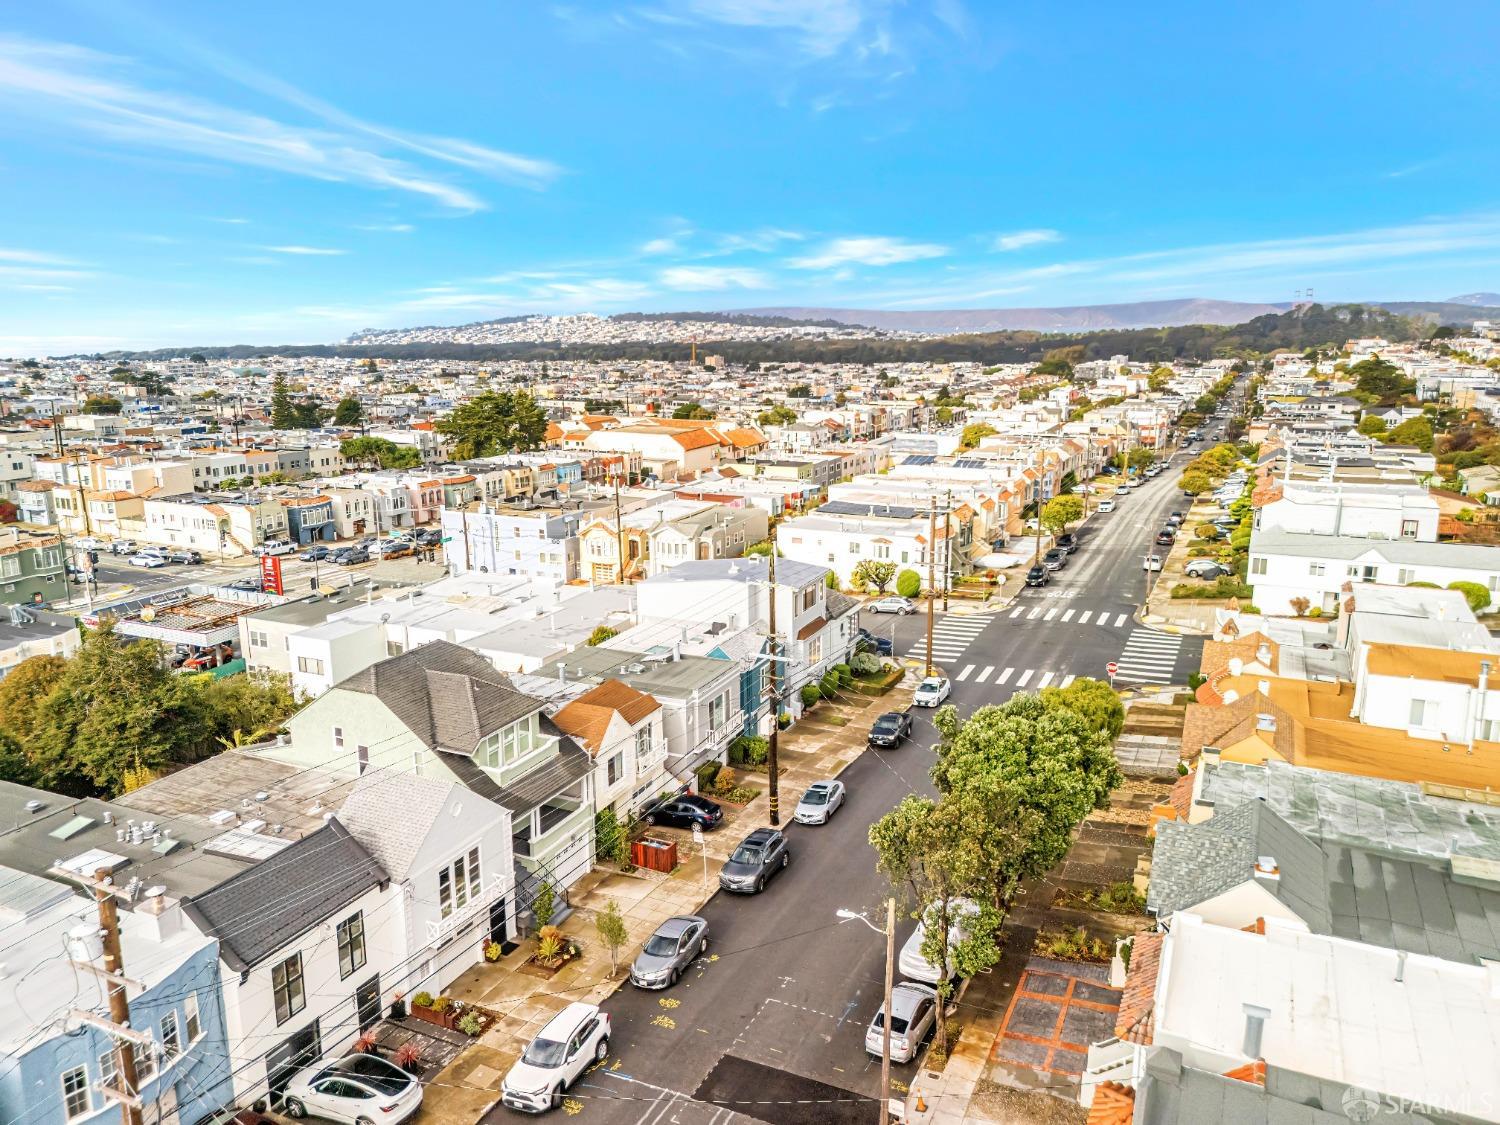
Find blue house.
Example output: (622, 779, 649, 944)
(281, 495, 337, 545)
(0, 867, 235, 1125)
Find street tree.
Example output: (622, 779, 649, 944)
(1127, 448, 1156, 471)
(0, 654, 66, 746)
(340, 436, 421, 470)
(1039, 676, 1125, 740)
(595, 900, 629, 976)
(1041, 495, 1084, 535)
(436, 391, 549, 457)
(332, 396, 365, 427)
(959, 422, 996, 450)
(852, 559, 898, 593)
(756, 404, 797, 427)
(1179, 471, 1211, 497)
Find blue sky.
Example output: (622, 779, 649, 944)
(3, 0, 1500, 353)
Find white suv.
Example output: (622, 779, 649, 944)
(502, 1002, 611, 1113)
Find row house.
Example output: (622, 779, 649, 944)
(144, 494, 289, 556)
(645, 504, 769, 577)
(279, 494, 337, 545)
(440, 506, 585, 583)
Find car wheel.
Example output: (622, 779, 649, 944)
(781, 852, 789, 869)
(754, 876, 765, 894)
(669, 967, 680, 987)
(551, 1086, 564, 1109)
(283, 1100, 306, 1119)
(700, 936, 709, 953)
(644, 813, 657, 826)
(357, 1117, 375, 1125)
(595, 1036, 610, 1062)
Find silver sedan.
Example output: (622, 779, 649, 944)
(793, 780, 846, 825)
(629, 915, 708, 989)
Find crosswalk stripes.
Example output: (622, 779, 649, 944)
(933, 665, 1083, 694)
(1061, 609, 1075, 622)
(1028, 607, 1044, 620)
(1009, 606, 1024, 619)
(998, 602, 1133, 629)
(1112, 629, 1186, 685)
(903, 611, 995, 660)
(977, 665, 994, 682)
(1044, 608, 1059, 621)
(1114, 613, 1129, 627)
(997, 667, 1015, 684)
(1015, 669, 1033, 687)
(958, 664, 975, 681)
(1060, 674, 1076, 688)
(1077, 611, 1092, 624)
(1036, 671, 1055, 688)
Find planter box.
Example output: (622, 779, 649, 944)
(409, 1004, 458, 1031)
(631, 837, 679, 873)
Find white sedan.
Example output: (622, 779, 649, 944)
(283, 1053, 423, 1125)
(912, 677, 951, 707)
(868, 596, 916, 615)
(130, 553, 168, 568)
(1142, 555, 1163, 571)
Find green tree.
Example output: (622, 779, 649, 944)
(745, 539, 776, 558)
(1349, 357, 1411, 400)
(436, 391, 549, 457)
(1385, 417, 1434, 451)
(1041, 494, 1084, 535)
(595, 900, 629, 976)
(586, 625, 618, 646)
(930, 692, 1122, 881)
(0, 655, 66, 747)
(270, 372, 296, 428)
(340, 436, 421, 470)
(584, 399, 623, 415)
(852, 559, 897, 594)
(1447, 581, 1492, 613)
(896, 568, 922, 598)
(1147, 366, 1173, 391)
(671, 401, 715, 420)
(756, 404, 797, 427)
(959, 422, 996, 450)
(198, 672, 301, 751)
(935, 405, 954, 425)
(332, 396, 365, 427)
(83, 396, 122, 415)
(1039, 676, 1125, 740)
(1127, 448, 1156, 471)
(1180, 471, 1211, 497)
(1356, 414, 1387, 435)
(0, 729, 32, 786)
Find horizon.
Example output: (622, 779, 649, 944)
(3, 2, 1499, 354)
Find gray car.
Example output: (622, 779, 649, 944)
(629, 915, 708, 989)
(793, 780, 846, 825)
(718, 827, 789, 894)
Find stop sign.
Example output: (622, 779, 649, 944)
(1106, 661, 1119, 678)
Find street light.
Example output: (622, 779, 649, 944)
(837, 901, 899, 1125)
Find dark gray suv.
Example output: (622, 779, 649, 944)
(718, 828, 789, 894)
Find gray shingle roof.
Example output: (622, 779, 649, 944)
(1250, 527, 1500, 567)
(339, 640, 542, 752)
(335, 773, 464, 882)
(182, 819, 386, 972)
(435, 717, 593, 816)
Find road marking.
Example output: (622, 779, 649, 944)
(1061, 609, 1075, 622)
(997, 667, 1015, 684)
(1044, 608, 1059, 621)
(977, 665, 994, 682)
(1114, 613, 1129, 627)
(1060, 674, 1076, 687)
(1009, 607, 1025, 619)
(1015, 669, 1033, 686)
(1076, 610, 1092, 624)
(957, 664, 975, 681)
(1036, 671, 1055, 688)
(1028, 607, 1044, 620)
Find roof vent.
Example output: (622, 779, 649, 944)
(23, 799, 44, 814)
(1253, 856, 1280, 880)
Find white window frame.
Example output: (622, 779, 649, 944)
(61, 1066, 90, 1121)
(184, 992, 202, 1042)
(160, 1011, 181, 1059)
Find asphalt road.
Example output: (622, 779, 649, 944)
(501, 457, 1206, 1125)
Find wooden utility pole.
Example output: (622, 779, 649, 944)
(880, 896, 897, 1125)
(766, 534, 781, 826)
(941, 488, 953, 613)
(92, 869, 145, 1125)
(613, 473, 628, 584)
(925, 503, 936, 676)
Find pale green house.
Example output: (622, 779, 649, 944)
(277, 641, 596, 912)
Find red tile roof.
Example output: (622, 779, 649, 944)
(1114, 930, 1163, 1044)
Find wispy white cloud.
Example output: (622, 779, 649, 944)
(659, 265, 770, 290)
(0, 247, 79, 266)
(0, 248, 95, 288)
(993, 228, 1061, 252)
(0, 35, 558, 213)
(208, 216, 250, 224)
(788, 235, 947, 269)
(712, 227, 804, 254)
(261, 245, 348, 256)
(1383, 159, 1441, 180)
(354, 222, 414, 233)
(677, 0, 868, 57)
(641, 236, 684, 255)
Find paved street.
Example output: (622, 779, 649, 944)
(498, 461, 1204, 1124)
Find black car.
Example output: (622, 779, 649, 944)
(644, 794, 724, 830)
(868, 710, 913, 749)
(1025, 564, 1049, 587)
(413, 528, 443, 546)
(167, 549, 203, 564)
(1056, 532, 1078, 554)
(1043, 547, 1067, 571)
(718, 827, 789, 894)
(858, 628, 894, 656)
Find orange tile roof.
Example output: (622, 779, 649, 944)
(721, 427, 767, 449)
(1223, 1059, 1267, 1085)
(544, 422, 565, 442)
(672, 429, 721, 452)
(552, 679, 661, 756)
(1114, 931, 1162, 1044)
(1085, 1082, 1135, 1125)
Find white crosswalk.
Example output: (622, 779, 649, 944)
(952, 666, 1077, 692)
(1006, 604, 1131, 630)
(903, 611, 994, 660)
(1112, 629, 1186, 685)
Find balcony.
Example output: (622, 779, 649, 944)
(512, 796, 591, 863)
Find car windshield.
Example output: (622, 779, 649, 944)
(521, 1036, 569, 1068)
(682, 797, 714, 812)
(644, 933, 680, 957)
(330, 1058, 408, 1095)
(874, 717, 898, 729)
(920, 680, 943, 690)
(730, 845, 764, 865)
(873, 1010, 911, 1034)
(801, 789, 828, 806)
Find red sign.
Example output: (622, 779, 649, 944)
(1106, 661, 1119, 678)
(258, 555, 284, 595)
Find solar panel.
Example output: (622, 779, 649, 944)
(901, 455, 935, 465)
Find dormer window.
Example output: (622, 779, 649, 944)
(474, 713, 540, 770)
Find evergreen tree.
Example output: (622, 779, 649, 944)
(270, 372, 296, 428)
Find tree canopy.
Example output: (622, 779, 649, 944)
(435, 390, 549, 457)
(1041, 494, 1084, 534)
(340, 435, 422, 470)
(332, 396, 365, 427)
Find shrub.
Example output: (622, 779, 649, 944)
(535, 932, 565, 965)
(1187, 672, 1207, 690)
(412, 992, 434, 1009)
(820, 671, 841, 700)
(595, 807, 631, 866)
(1176, 761, 1190, 776)
(712, 766, 738, 795)
(484, 941, 503, 962)
(1448, 580, 1492, 613)
(1289, 596, 1310, 617)
(834, 662, 853, 687)
(429, 996, 452, 1013)
(1307, 607, 1323, 618)
(1405, 580, 1440, 589)
(585, 625, 617, 647)
(1034, 926, 1110, 963)
(730, 734, 768, 766)
(1194, 523, 1220, 538)
(532, 882, 555, 930)
(1091, 882, 1147, 914)
(695, 760, 722, 792)
(851, 651, 880, 675)
(456, 1011, 484, 1036)
(778, 710, 791, 728)
(800, 683, 821, 708)
(896, 568, 921, 598)
(1170, 577, 1253, 600)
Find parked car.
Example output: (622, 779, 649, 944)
(858, 628, 894, 656)
(130, 553, 168, 568)
(868, 710, 913, 749)
(794, 780, 846, 825)
(912, 677, 951, 708)
(299, 545, 332, 561)
(332, 548, 370, 566)
(1024, 564, 1049, 587)
(1096, 498, 1116, 513)
(413, 528, 443, 546)
(1143, 555, 1163, 571)
(74, 536, 103, 551)
(1056, 532, 1078, 554)
(1166, 512, 1185, 527)
(643, 794, 723, 830)
(868, 596, 916, 615)
(225, 576, 263, 592)
(282, 1052, 422, 1125)
(718, 827, 789, 894)
(899, 898, 983, 983)
(864, 981, 939, 1064)
(252, 539, 295, 557)
(501, 1002, 611, 1113)
(1043, 547, 1067, 571)
(1154, 530, 1176, 546)
(377, 541, 414, 559)
(109, 539, 139, 555)
(1184, 560, 1230, 580)
(630, 915, 708, 989)
(167, 549, 204, 564)
(1125, 478, 1142, 489)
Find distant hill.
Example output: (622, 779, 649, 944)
(610, 311, 862, 329)
(731, 298, 1288, 334)
(1370, 300, 1500, 325)
(1447, 292, 1500, 307)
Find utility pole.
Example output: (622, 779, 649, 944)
(613, 473, 628, 584)
(942, 488, 953, 613)
(91, 869, 145, 1125)
(880, 896, 896, 1125)
(765, 532, 780, 826)
(925, 503, 936, 676)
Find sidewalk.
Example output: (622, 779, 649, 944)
(418, 673, 919, 1123)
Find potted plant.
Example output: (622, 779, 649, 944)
(483, 941, 503, 963)
(394, 1042, 422, 1074)
(353, 1031, 378, 1054)
(389, 992, 407, 1020)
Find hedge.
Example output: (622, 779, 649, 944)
(896, 569, 922, 598)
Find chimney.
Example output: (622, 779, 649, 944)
(1395, 950, 1407, 983)
(1253, 855, 1280, 880)
(1241, 1004, 1270, 1059)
